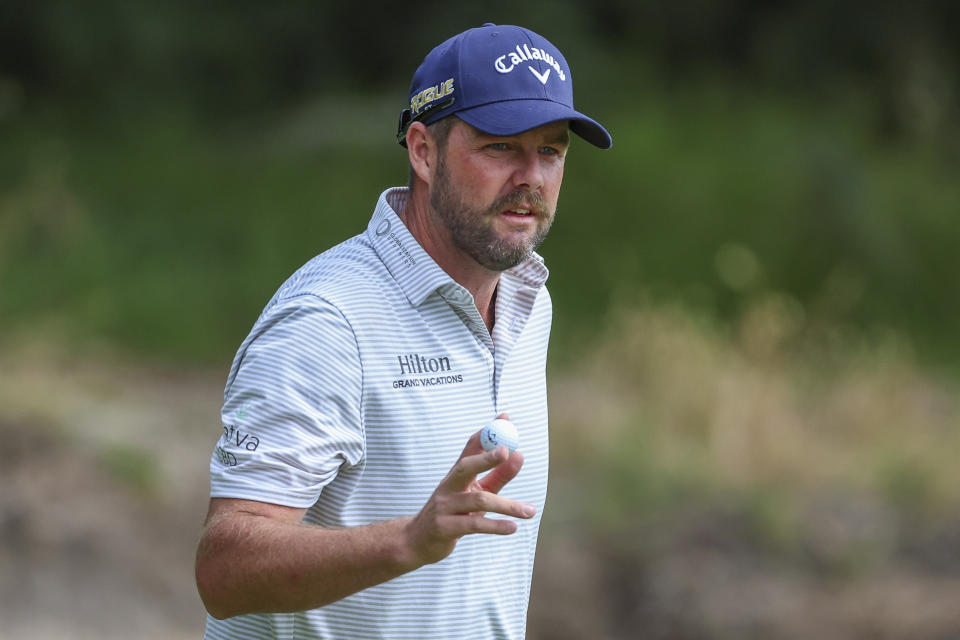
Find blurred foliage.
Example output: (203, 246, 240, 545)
(1, 1, 959, 368)
(547, 298, 960, 548)
(98, 442, 158, 495)
(3, 1, 959, 118)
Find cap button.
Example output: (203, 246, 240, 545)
(482, 22, 496, 27)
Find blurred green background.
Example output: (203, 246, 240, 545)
(2, 2, 959, 638)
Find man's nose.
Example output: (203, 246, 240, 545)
(511, 151, 545, 192)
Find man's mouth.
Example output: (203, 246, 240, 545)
(502, 208, 534, 218)
(490, 190, 547, 220)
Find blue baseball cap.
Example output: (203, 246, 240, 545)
(397, 23, 612, 149)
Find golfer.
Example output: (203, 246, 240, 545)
(195, 22, 611, 639)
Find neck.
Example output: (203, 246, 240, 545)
(400, 187, 500, 331)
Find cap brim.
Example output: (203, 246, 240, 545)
(454, 99, 612, 149)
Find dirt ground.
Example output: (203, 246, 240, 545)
(1, 348, 216, 639)
(3, 346, 960, 639)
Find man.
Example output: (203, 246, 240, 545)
(195, 23, 611, 639)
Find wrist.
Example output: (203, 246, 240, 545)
(394, 516, 427, 571)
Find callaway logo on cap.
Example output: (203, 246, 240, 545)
(397, 23, 612, 149)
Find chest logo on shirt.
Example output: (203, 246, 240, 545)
(392, 352, 465, 389)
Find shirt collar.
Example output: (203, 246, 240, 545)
(367, 187, 549, 307)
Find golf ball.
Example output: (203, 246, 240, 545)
(480, 418, 519, 453)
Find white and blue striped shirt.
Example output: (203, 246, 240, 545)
(204, 187, 552, 639)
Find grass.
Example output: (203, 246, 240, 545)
(2, 87, 960, 369)
(97, 443, 159, 495)
(547, 295, 960, 548)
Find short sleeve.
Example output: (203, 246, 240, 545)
(208, 294, 365, 508)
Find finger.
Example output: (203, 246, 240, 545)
(457, 429, 486, 459)
(444, 446, 509, 492)
(478, 450, 524, 494)
(437, 513, 519, 536)
(443, 490, 536, 519)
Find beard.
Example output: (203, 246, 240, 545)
(429, 155, 555, 272)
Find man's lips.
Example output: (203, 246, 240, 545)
(499, 207, 537, 219)
(490, 191, 547, 221)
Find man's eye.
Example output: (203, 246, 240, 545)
(540, 146, 559, 156)
(487, 143, 509, 151)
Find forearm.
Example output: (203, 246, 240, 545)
(196, 511, 422, 619)
(196, 438, 533, 620)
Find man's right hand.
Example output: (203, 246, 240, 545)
(403, 417, 536, 566)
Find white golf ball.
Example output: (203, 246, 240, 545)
(480, 418, 519, 453)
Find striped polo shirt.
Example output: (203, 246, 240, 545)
(204, 187, 552, 639)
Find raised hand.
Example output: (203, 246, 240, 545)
(403, 415, 534, 566)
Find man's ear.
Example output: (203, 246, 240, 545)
(406, 121, 437, 186)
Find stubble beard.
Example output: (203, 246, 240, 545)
(429, 155, 555, 272)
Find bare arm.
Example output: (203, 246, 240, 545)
(195, 424, 534, 620)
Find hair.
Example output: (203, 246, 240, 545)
(407, 116, 459, 189)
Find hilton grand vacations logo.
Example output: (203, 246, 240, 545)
(392, 352, 464, 389)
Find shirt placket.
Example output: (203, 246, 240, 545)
(442, 286, 497, 408)
(490, 278, 539, 408)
